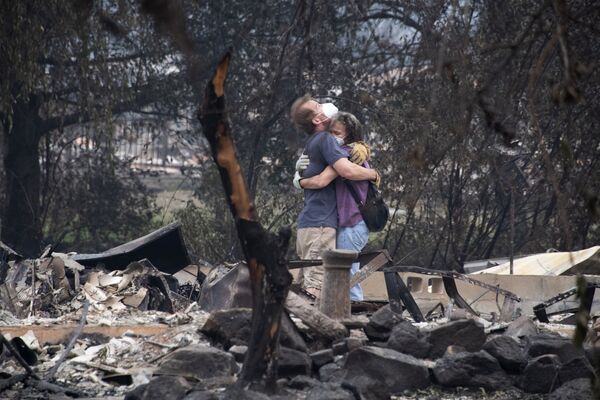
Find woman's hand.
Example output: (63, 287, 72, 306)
(349, 141, 371, 164)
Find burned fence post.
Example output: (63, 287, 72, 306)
(319, 249, 357, 320)
(197, 52, 292, 385)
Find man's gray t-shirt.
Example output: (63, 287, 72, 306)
(297, 131, 347, 229)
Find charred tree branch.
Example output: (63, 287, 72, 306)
(197, 53, 292, 386)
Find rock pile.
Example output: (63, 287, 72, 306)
(124, 305, 596, 400)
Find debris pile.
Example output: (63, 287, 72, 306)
(1, 230, 598, 399)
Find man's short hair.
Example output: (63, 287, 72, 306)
(290, 94, 316, 135)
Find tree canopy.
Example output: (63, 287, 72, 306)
(1, 0, 598, 269)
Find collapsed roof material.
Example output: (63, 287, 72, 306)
(72, 222, 191, 274)
(473, 245, 600, 276)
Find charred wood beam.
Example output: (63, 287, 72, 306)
(197, 53, 292, 386)
(533, 282, 598, 323)
(384, 271, 425, 322)
(350, 250, 391, 288)
(0, 333, 37, 378)
(441, 276, 479, 316)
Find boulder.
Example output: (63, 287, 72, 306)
(386, 321, 431, 358)
(310, 349, 334, 368)
(332, 337, 366, 355)
(155, 345, 238, 380)
(278, 346, 311, 378)
(363, 305, 404, 341)
(483, 335, 526, 373)
(548, 378, 594, 400)
(125, 376, 191, 400)
(520, 354, 561, 393)
(505, 315, 537, 339)
(432, 350, 510, 390)
(584, 344, 600, 369)
(228, 345, 247, 363)
(199, 308, 252, 348)
(524, 333, 583, 363)
(200, 308, 306, 352)
(342, 346, 430, 399)
(182, 392, 218, 400)
(558, 356, 594, 383)
(318, 363, 344, 383)
(425, 319, 486, 359)
(280, 311, 308, 352)
(305, 385, 355, 400)
(183, 387, 270, 400)
(287, 375, 322, 390)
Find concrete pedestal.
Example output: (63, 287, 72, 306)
(320, 249, 358, 320)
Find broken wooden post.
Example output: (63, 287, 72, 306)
(320, 249, 357, 320)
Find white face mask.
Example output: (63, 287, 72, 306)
(334, 136, 344, 145)
(321, 103, 338, 119)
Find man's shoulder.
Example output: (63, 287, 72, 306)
(309, 130, 330, 142)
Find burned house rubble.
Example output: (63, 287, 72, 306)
(1, 224, 599, 400)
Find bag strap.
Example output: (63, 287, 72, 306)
(343, 179, 365, 207)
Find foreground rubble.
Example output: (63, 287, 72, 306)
(1, 234, 598, 399)
(1, 301, 597, 399)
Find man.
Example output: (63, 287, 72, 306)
(290, 95, 379, 298)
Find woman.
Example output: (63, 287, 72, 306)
(296, 112, 370, 301)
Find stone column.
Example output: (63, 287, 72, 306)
(320, 249, 358, 320)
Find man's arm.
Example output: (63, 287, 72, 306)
(332, 158, 378, 181)
(299, 166, 338, 189)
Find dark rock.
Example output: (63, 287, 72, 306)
(505, 315, 537, 339)
(342, 346, 430, 399)
(212, 387, 271, 400)
(386, 321, 431, 359)
(278, 346, 311, 378)
(125, 376, 191, 400)
(228, 345, 247, 363)
(524, 333, 583, 363)
(483, 335, 526, 373)
(306, 384, 355, 400)
(548, 378, 594, 400)
(287, 375, 322, 390)
(432, 350, 510, 390)
(156, 345, 238, 380)
(425, 319, 486, 359)
(200, 308, 305, 353)
(345, 337, 364, 352)
(558, 356, 594, 383)
(182, 392, 218, 400)
(318, 362, 344, 383)
(363, 305, 404, 341)
(584, 344, 600, 369)
(188, 385, 269, 400)
(310, 349, 334, 368)
(280, 311, 308, 352)
(332, 340, 348, 355)
(341, 375, 393, 400)
(199, 308, 253, 348)
(520, 354, 561, 393)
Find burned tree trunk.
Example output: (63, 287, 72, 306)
(197, 53, 292, 385)
(1, 97, 43, 257)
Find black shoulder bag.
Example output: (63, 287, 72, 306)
(343, 179, 389, 232)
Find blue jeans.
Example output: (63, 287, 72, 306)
(337, 221, 369, 301)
